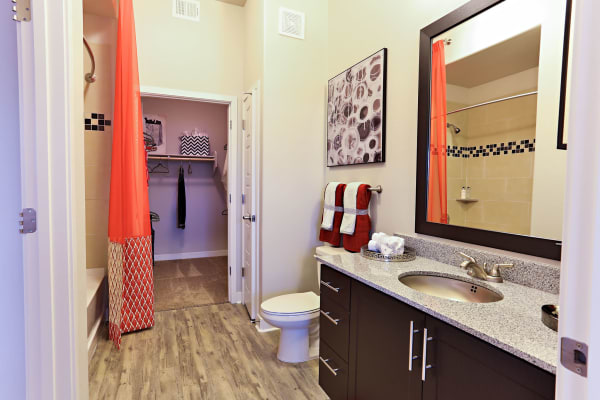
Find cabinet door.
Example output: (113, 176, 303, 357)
(422, 316, 555, 400)
(349, 280, 425, 400)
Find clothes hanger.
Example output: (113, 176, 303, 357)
(149, 162, 169, 174)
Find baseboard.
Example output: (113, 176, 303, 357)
(230, 291, 242, 304)
(155, 250, 228, 261)
(255, 318, 278, 333)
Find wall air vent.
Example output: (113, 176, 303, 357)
(278, 7, 305, 40)
(173, 0, 200, 22)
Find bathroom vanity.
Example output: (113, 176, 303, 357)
(316, 254, 557, 400)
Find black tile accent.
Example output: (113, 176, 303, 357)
(447, 138, 536, 159)
(105, 120, 111, 126)
(92, 125, 98, 131)
(91, 113, 98, 119)
(98, 114, 104, 119)
(85, 118, 91, 124)
(85, 125, 91, 130)
(98, 120, 105, 126)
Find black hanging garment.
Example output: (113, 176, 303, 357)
(177, 165, 186, 229)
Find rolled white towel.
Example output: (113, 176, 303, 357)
(380, 243, 394, 256)
(368, 240, 380, 252)
(383, 236, 405, 255)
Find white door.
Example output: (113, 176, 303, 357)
(0, 10, 26, 399)
(241, 94, 256, 320)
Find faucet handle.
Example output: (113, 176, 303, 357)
(489, 263, 514, 278)
(459, 252, 476, 263)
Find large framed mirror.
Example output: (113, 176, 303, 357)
(416, 0, 573, 260)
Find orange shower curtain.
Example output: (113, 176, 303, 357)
(107, 0, 154, 349)
(427, 40, 448, 224)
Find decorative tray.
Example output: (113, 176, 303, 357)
(360, 245, 416, 263)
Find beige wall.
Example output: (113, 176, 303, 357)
(133, 0, 245, 97)
(83, 13, 116, 269)
(259, 0, 328, 300)
(326, 0, 471, 238)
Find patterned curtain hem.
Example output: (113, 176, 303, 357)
(108, 235, 154, 349)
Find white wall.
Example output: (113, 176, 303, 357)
(257, 0, 328, 300)
(133, 0, 245, 97)
(0, 8, 25, 398)
(326, 0, 471, 238)
(327, 0, 567, 248)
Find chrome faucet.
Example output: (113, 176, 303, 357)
(458, 252, 513, 283)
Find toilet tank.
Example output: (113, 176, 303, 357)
(315, 246, 348, 288)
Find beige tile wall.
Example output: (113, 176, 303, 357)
(446, 92, 537, 235)
(84, 42, 114, 269)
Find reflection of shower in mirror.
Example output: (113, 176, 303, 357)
(447, 122, 461, 134)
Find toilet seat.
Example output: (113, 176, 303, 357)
(260, 292, 320, 316)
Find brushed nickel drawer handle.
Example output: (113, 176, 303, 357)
(320, 280, 340, 293)
(319, 356, 340, 376)
(408, 320, 420, 371)
(320, 310, 340, 326)
(422, 328, 433, 381)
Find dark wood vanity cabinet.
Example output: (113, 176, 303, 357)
(318, 266, 556, 400)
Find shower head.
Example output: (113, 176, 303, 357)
(447, 122, 461, 134)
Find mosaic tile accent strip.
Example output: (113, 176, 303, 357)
(84, 113, 112, 132)
(447, 139, 535, 159)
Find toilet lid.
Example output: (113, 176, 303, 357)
(261, 292, 320, 315)
(316, 246, 348, 257)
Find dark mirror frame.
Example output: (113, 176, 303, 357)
(415, 0, 571, 261)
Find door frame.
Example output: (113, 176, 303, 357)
(241, 82, 261, 321)
(17, 0, 88, 398)
(140, 85, 241, 304)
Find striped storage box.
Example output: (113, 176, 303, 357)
(180, 135, 210, 156)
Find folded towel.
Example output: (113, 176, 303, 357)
(321, 182, 342, 231)
(368, 240, 379, 252)
(341, 182, 366, 235)
(319, 183, 347, 246)
(342, 183, 372, 252)
(369, 233, 405, 255)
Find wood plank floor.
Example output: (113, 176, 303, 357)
(154, 257, 228, 312)
(89, 303, 327, 400)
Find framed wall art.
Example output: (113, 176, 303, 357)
(327, 48, 387, 166)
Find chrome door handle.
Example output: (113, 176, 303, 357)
(242, 215, 255, 221)
(320, 310, 340, 326)
(422, 328, 433, 381)
(408, 320, 420, 371)
(319, 356, 339, 376)
(320, 280, 340, 293)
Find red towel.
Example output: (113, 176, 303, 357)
(343, 184, 372, 252)
(319, 184, 346, 246)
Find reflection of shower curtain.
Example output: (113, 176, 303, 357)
(107, 0, 154, 349)
(428, 40, 448, 224)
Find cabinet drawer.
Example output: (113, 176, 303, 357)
(320, 296, 350, 361)
(319, 341, 348, 400)
(320, 265, 351, 310)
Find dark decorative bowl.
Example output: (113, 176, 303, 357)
(541, 304, 558, 331)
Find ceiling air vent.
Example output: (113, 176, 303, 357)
(173, 0, 200, 22)
(279, 7, 305, 40)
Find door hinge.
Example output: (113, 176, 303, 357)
(230, 120, 232, 130)
(241, 268, 245, 277)
(229, 266, 231, 275)
(561, 337, 588, 377)
(242, 120, 246, 130)
(12, 0, 31, 22)
(242, 193, 245, 204)
(19, 208, 36, 234)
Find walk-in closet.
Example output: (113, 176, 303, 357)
(142, 95, 230, 312)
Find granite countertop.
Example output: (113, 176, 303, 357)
(315, 252, 559, 374)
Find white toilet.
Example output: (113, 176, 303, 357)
(260, 245, 348, 363)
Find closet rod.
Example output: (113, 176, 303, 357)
(446, 91, 538, 115)
(148, 154, 215, 162)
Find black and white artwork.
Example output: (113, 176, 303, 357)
(144, 114, 167, 154)
(327, 48, 387, 166)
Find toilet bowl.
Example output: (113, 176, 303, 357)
(259, 245, 348, 363)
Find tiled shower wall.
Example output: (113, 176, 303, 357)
(84, 17, 116, 269)
(446, 91, 537, 235)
